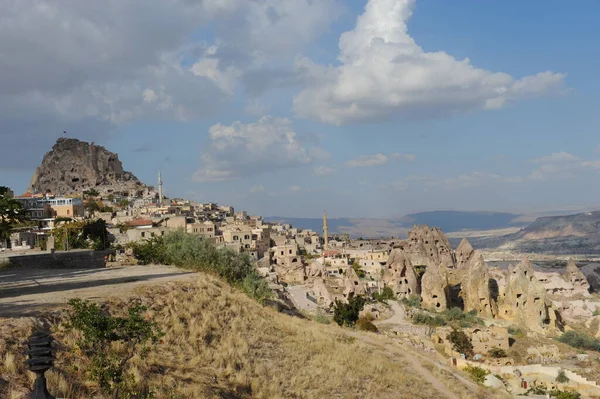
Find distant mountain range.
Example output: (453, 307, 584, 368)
(470, 210, 600, 254)
(267, 209, 600, 254)
(266, 210, 528, 238)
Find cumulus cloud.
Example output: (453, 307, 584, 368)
(0, 0, 342, 168)
(289, 185, 302, 192)
(390, 152, 416, 162)
(193, 116, 323, 181)
(532, 152, 581, 164)
(293, 0, 566, 125)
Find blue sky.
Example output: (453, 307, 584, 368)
(1, 0, 599, 218)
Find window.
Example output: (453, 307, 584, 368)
(66, 210, 70, 216)
(161, 231, 165, 236)
(289, 249, 292, 254)
(141, 232, 146, 238)
(233, 235, 238, 241)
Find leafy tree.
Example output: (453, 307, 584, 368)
(412, 312, 446, 327)
(351, 262, 366, 278)
(0, 191, 29, 248)
(449, 328, 473, 358)
(372, 286, 395, 302)
(333, 294, 366, 327)
(129, 236, 167, 265)
(85, 199, 101, 214)
(66, 298, 163, 398)
(54, 219, 110, 251)
(463, 365, 489, 384)
(118, 199, 131, 208)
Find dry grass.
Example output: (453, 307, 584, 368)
(1, 273, 490, 398)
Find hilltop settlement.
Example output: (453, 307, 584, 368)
(3, 138, 600, 398)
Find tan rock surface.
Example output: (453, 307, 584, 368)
(460, 253, 497, 318)
(420, 262, 449, 311)
(29, 138, 145, 196)
(383, 249, 420, 299)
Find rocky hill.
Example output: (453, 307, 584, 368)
(28, 138, 145, 197)
(470, 211, 600, 254)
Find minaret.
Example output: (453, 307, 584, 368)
(158, 171, 163, 206)
(323, 210, 329, 252)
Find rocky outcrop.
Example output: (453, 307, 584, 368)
(29, 138, 145, 196)
(401, 225, 455, 269)
(460, 253, 497, 318)
(455, 238, 475, 270)
(343, 267, 367, 298)
(383, 249, 420, 299)
(563, 259, 590, 294)
(420, 262, 449, 311)
(497, 257, 562, 333)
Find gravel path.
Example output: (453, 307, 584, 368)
(0, 265, 196, 317)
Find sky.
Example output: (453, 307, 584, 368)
(1, 0, 600, 218)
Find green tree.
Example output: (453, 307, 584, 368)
(449, 328, 474, 358)
(66, 298, 163, 398)
(333, 295, 366, 327)
(0, 190, 28, 248)
(351, 262, 366, 278)
(372, 286, 395, 302)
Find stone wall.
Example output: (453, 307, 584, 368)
(5, 250, 111, 269)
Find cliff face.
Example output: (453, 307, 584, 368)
(29, 138, 144, 196)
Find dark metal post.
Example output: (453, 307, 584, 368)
(26, 331, 55, 399)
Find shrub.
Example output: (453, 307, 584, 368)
(129, 230, 272, 304)
(557, 331, 600, 352)
(550, 390, 582, 399)
(351, 262, 366, 278)
(401, 294, 421, 308)
(333, 295, 366, 327)
(463, 364, 489, 384)
(508, 325, 525, 337)
(312, 308, 331, 325)
(372, 286, 395, 302)
(556, 369, 570, 383)
(449, 328, 473, 358)
(487, 348, 507, 358)
(593, 309, 600, 316)
(412, 312, 446, 327)
(66, 298, 163, 397)
(356, 315, 378, 332)
(440, 307, 484, 327)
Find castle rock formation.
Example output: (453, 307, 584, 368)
(29, 138, 145, 197)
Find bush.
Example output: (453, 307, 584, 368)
(441, 307, 484, 327)
(556, 369, 570, 383)
(356, 315, 378, 332)
(372, 286, 395, 302)
(129, 230, 272, 304)
(333, 295, 366, 327)
(463, 364, 489, 384)
(508, 325, 525, 337)
(557, 331, 600, 352)
(66, 298, 163, 397)
(550, 390, 581, 399)
(412, 312, 446, 327)
(593, 309, 600, 316)
(449, 328, 473, 358)
(312, 308, 331, 325)
(487, 348, 507, 358)
(401, 294, 421, 308)
(351, 262, 366, 278)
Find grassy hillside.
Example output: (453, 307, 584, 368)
(0, 273, 503, 399)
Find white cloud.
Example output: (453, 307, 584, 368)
(289, 185, 302, 192)
(249, 185, 265, 193)
(0, 0, 343, 168)
(314, 166, 336, 176)
(293, 0, 566, 125)
(390, 152, 416, 162)
(193, 116, 322, 181)
(347, 153, 388, 167)
(347, 151, 415, 167)
(532, 152, 580, 164)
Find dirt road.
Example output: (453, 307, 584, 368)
(0, 265, 196, 317)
